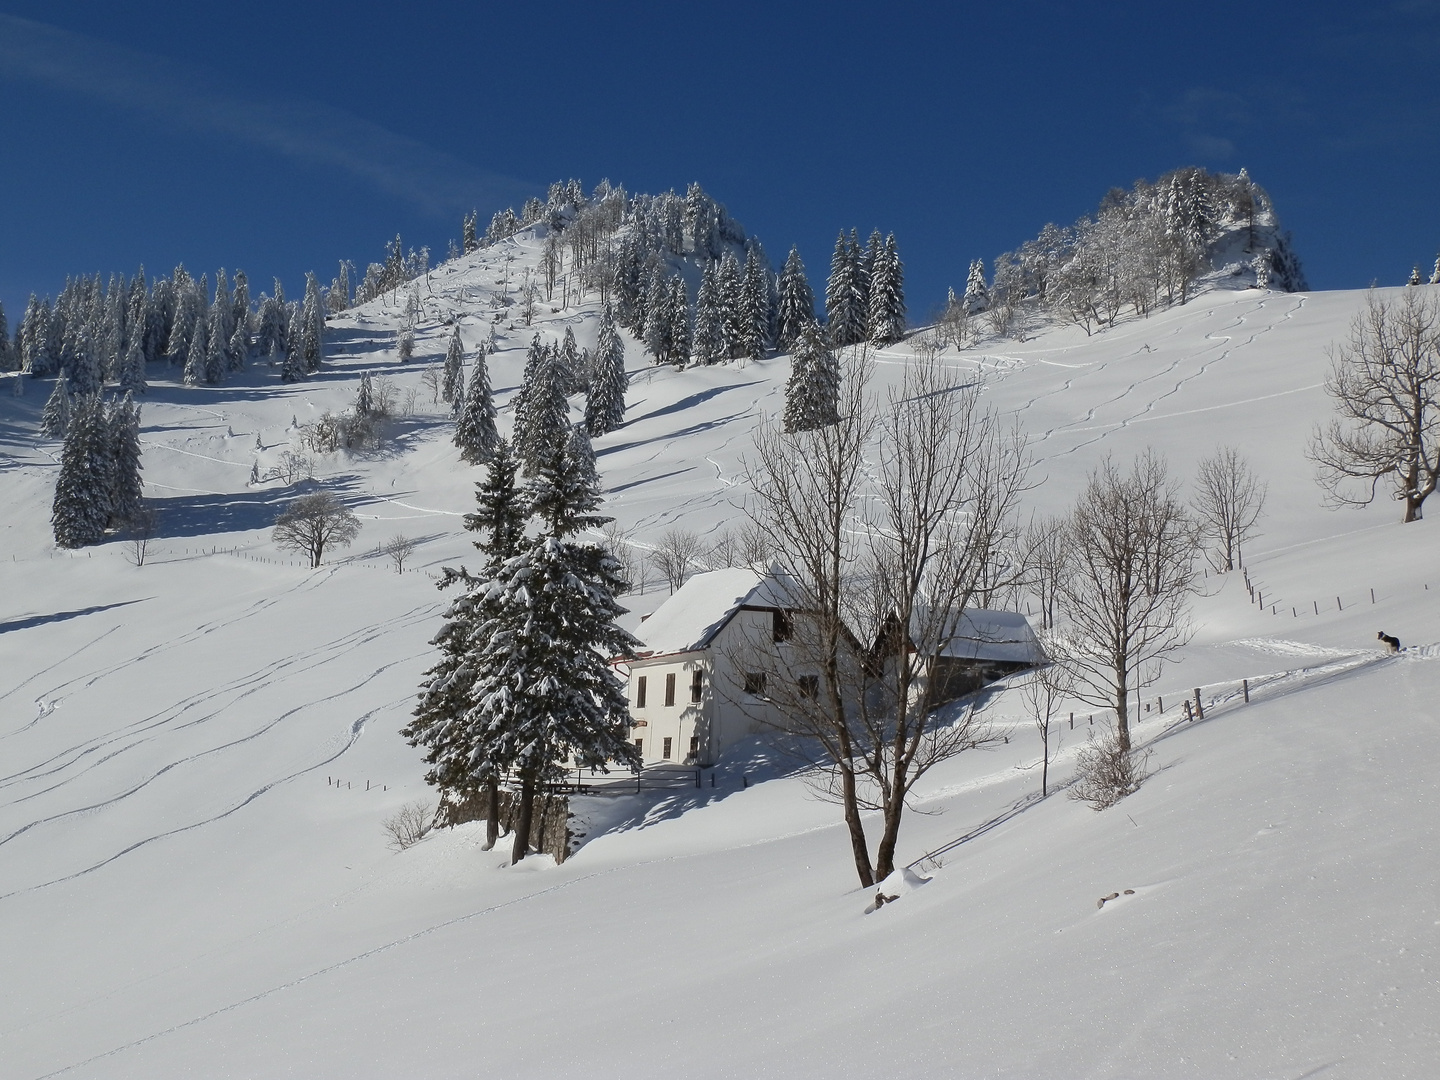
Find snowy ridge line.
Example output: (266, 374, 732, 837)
(0, 689, 416, 908)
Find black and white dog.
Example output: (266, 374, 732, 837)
(1378, 631, 1401, 652)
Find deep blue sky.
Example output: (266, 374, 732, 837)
(2, 2, 1438, 322)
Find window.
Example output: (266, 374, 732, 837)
(798, 674, 819, 699)
(689, 735, 699, 757)
(690, 669, 704, 703)
(635, 675, 647, 708)
(772, 609, 792, 643)
(664, 672, 676, 707)
(662, 737, 673, 760)
(634, 738, 643, 755)
(743, 672, 767, 697)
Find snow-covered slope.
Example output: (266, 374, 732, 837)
(2, 236, 1437, 1079)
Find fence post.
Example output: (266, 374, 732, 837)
(1184, 699, 1193, 722)
(1337, 596, 1342, 611)
(1193, 689, 1204, 720)
(1313, 600, 1319, 615)
(1158, 696, 1164, 713)
(1242, 679, 1249, 703)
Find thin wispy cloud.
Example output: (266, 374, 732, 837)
(0, 14, 533, 218)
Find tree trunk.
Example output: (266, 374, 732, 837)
(874, 776, 909, 882)
(483, 775, 499, 851)
(839, 761, 874, 887)
(1115, 671, 1131, 752)
(511, 775, 535, 865)
(1041, 728, 1049, 797)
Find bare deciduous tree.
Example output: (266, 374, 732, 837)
(1021, 514, 1068, 629)
(1069, 725, 1149, 810)
(743, 354, 1031, 887)
(1054, 451, 1198, 752)
(1020, 641, 1069, 798)
(421, 366, 442, 405)
(1309, 288, 1440, 522)
(382, 800, 433, 850)
(652, 528, 705, 593)
(1193, 446, 1266, 571)
(383, 533, 415, 573)
(125, 502, 157, 567)
(273, 492, 361, 568)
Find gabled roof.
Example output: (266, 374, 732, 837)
(905, 606, 1043, 665)
(633, 566, 797, 658)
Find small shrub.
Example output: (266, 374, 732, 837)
(1069, 726, 1149, 810)
(383, 800, 433, 850)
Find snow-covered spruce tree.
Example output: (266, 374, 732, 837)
(119, 321, 146, 394)
(776, 246, 816, 351)
(868, 233, 906, 345)
(204, 303, 228, 385)
(825, 232, 866, 347)
(299, 273, 323, 374)
(502, 426, 643, 862)
(453, 341, 499, 465)
(641, 267, 673, 362)
(51, 393, 112, 547)
(107, 393, 144, 530)
(962, 258, 989, 315)
(558, 326, 581, 394)
(693, 260, 726, 365)
(783, 322, 840, 433)
(279, 322, 306, 383)
(516, 342, 571, 473)
(511, 335, 545, 454)
(404, 438, 527, 850)
(68, 324, 102, 397)
(740, 241, 772, 361)
(40, 376, 71, 438)
(462, 210, 479, 255)
(0, 302, 12, 372)
(717, 252, 745, 360)
(183, 315, 208, 386)
(441, 325, 465, 406)
(356, 373, 375, 418)
(664, 276, 692, 366)
(586, 304, 628, 436)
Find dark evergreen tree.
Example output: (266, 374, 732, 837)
(51, 393, 112, 547)
(454, 342, 499, 464)
(783, 323, 841, 433)
(585, 304, 627, 437)
(462, 210, 480, 255)
(776, 246, 816, 351)
(356, 372, 375, 417)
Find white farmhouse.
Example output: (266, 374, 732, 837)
(623, 567, 800, 767)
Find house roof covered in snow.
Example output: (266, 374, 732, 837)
(905, 606, 1044, 665)
(633, 566, 798, 658)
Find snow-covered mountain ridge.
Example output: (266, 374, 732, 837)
(1, 225, 1437, 1078)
